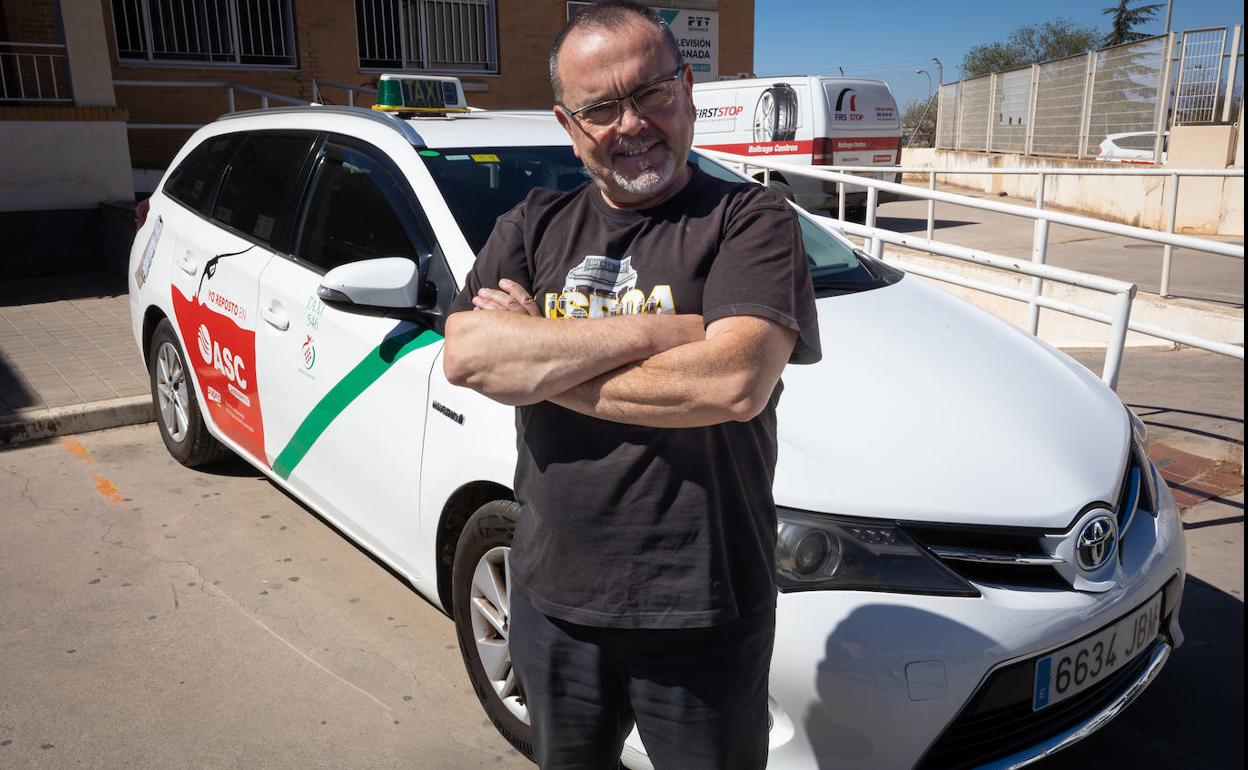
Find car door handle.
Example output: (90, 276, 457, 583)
(178, 251, 198, 276)
(262, 300, 289, 331)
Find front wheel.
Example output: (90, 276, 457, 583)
(148, 318, 227, 467)
(452, 500, 534, 759)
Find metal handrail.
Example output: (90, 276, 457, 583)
(295, 76, 377, 108)
(699, 148, 1244, 383)
(0, 41, 72, 102)
(731, 158, 1244, 296)
(115, 79, 307, 126)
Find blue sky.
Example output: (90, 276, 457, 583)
(754, 0, 1244, 108)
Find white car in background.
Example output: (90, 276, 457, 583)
(1096, 131, 1168, 163)
(127, 76, 1186, 769)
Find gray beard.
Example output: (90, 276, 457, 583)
(610, 152, 677, 197)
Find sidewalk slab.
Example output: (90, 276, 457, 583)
(0, 271, 151, 446)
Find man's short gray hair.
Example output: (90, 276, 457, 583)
(549, 0, 684, 104)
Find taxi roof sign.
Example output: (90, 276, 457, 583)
(373, 74, 470, 114)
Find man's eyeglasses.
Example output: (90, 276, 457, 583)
(564, 65, 687, 129)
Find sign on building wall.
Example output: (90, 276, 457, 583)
(566, 3, 719, 82)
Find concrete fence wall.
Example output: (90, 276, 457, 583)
(902, 123, 1243, 237)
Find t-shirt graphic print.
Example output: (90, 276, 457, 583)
(545, 255, 675, 318)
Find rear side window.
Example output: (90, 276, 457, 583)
(164, 134, 242, 214)
(213, 133, 314, 246)
(293, 142, 424, 271)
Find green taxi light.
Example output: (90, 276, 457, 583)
(372, 74, 470, 114)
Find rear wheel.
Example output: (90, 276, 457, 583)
(452, 500, 534, 759)
(148, 318, 227, 467)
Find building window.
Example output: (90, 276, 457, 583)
(357, 0, 498, 74)
(111, 0, 297, 67)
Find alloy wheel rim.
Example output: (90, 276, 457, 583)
(155, 342, 190, 442)
(469, 545, 528, 724)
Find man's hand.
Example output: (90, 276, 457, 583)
(472, 278, 542, 316)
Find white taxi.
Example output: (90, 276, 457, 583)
(128, 76, 1186, 769)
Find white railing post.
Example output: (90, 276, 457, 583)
(763, 167, 771, 187)
(926, 170, 936, 240)
(866, 186, 882, 259)
(1153, 33, 1177, 163)
(227, 86, 235, 112)
(348, 88, 355, 107)
(261, 95, 269, 109)
(1224, 25, 1242, 123)
(1027, 218, 1050, 334)
(837, 182, 846, 221)
(1035, 171, 1046, 210)
(1160, 173, 1180, 297)
(1103, 285, 1137, 391)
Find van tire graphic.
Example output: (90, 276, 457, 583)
(753, 84, 798, 142)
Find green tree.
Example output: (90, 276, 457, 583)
(1102, 1, 1165, 46)
(960, 18, 1102, 78)
(901, 97, 937, 147)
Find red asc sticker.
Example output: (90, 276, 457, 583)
(873, 153, 893, 163)
(170, 287, 267, 463)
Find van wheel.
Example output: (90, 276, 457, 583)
(768, 180, 795, 203)
(148, 319, 228, 467)
(452, 500, 534, 760)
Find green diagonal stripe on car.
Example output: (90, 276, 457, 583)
(272, 324, 443, 480)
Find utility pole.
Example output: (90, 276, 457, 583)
(908, 69, 935, 147)
(932, 57, 943, 86)
(1163, 0, 1173, 34)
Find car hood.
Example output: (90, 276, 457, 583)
(774, 276, 1129, 530)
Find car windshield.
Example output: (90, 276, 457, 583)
(422, 145, 882, 288)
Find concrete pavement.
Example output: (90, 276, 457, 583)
(875, 188, 1244, 307)
(0, 424, 528, 769)
(0, 271, 150, 445)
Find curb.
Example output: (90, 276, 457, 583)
(0, 395, 154, 447)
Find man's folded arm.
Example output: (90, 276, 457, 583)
(549, 314, 797, 428)
(442, 310, 706, 406)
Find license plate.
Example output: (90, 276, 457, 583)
(1033, 593, 1162, 711)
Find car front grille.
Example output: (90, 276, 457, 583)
(904, 524, 1067, 590)
(915, 573, 1181, 769)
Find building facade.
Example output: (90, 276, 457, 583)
(102, 0, 754, 172)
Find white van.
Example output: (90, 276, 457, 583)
(692, 76, 902, 216)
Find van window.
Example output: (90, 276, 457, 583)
(213, 133, 314, 247)
(164, 134, 242, 214)
(821, 81, 899, 128)
(293, 143, 424, 271)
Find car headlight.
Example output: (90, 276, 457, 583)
(776, 508, 978, 596)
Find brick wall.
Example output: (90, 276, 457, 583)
(0, 0, 63, 44)
(102, 0, 754, 168)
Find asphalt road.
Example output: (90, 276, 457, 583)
(1, 424, 1242, 769)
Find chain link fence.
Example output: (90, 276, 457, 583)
(935, 25, 1242, 161)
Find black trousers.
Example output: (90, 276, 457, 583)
(509, 589, 776, 770)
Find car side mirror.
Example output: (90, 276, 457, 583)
(318, 256, 432, 310)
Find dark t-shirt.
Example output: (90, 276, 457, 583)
(450, 166, 820, 629)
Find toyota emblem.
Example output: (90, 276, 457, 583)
(1075, 514, 1117, 571)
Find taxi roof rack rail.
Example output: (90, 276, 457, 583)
(215, 105, 426, 146)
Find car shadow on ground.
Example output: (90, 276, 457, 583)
(1032, 575, 1244, 769)
(0, 270, 126, 306)
(869, 215, 978, 234)
(0, 356, 37, 416)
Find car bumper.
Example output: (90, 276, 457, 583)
(761, 472, 1186, 769)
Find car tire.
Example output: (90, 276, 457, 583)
(452, 500, 535, 760)
(767, 179, 795, 203)
(148, 318, 228, 467)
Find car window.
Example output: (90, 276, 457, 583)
(293, 143, 424, 271)
(689, 151, 882, 286)
(164, 133, 242, 214)
(422, 147, 591, 253)
(1118, 134, 1156, 151)
(213, 133, 314, 247)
